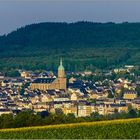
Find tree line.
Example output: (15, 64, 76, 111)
(0, 108, 139, 129)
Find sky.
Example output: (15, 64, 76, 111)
(0, 0, 140, 35)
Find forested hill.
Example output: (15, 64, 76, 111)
(1, 21, 140, 72)
(1, 22, 140, 48)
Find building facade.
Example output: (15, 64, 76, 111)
(30, 59, 67, 91)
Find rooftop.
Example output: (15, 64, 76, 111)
(33, 78, 56, 84)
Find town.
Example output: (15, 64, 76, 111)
(0, 59, 140, 118)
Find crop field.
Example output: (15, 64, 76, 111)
(0, 118, 140, 139)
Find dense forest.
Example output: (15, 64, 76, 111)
(1, 21, 140, 72)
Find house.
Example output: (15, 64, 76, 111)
(69, 77, 76, 84)
(132, 97, 140, 110)
(114, 68, 127, 73)
(20, 71, 31, 78)
(0, 73, 4, 79)
(93, 103, 128, 116)
(118, 104, 128, 113)
(53, 97, 69, 102)
(95, 104, 106, 115)
(104, 98, 115, 105)
(63, 105, 77, 117)
(78, 102, 91, 117)
(0, 109, 12, 115)
(123, 90, 137, 100)
(32, 102, 49, 112)
(70, 92, 78, 101)
(40, 94, 53, 102)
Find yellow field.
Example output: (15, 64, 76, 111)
(0, 118, 139, 139)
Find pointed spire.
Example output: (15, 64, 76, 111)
(58, 58, 64, 71)
(58, 58, 65, 78)
(60, 58, 63, 66)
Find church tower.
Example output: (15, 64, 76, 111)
(58, 59, 65, 78)
(58, 59, 66, 91)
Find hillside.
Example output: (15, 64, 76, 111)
(0, 118, 140, 139)
(1, 22, 140, 71)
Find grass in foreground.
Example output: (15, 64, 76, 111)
(0, 118, 140, 139)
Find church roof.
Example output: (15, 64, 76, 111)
(33, 78, 56, 84)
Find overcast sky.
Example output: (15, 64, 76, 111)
(0, 0, 140, 35)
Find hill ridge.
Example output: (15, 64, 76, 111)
(1, 21, 140, 71)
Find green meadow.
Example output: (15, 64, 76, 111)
(0, 118, 140, 139)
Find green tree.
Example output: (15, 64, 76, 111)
(0, 114, 14, 128)
(65, 113, 76, 123)
(14, 111, 42, 127)
(108, 91, 114, 98)
(135, 85, 140, 97)
(90, 112, 103, 120)
(127, 109, 137, 118)
(55, 108, 64, 116)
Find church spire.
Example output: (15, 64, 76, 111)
(60, 58, 63, 66)
(58, 58, 65, 78)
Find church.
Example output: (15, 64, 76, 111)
(30, 59, 67, 91)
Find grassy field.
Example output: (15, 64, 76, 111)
(0, 118, 140, 139)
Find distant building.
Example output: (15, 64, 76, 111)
(132, 97, 140, 110)
(20, 71, 30, 78)
(84, 71, 92, 75)
(78, 103, 91, 117)
(70, 92, 78, 101)
(0, 73, 4, 79)
(114, 68, 127, 73)
(124, 65, 134, 70)
(30, 59, 67, 91)
(123, 90, 137, 100)
(0, 109, 12, 115)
